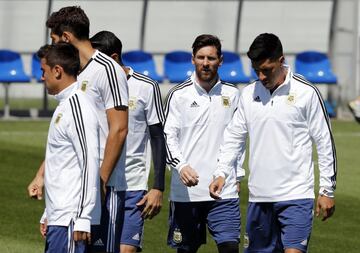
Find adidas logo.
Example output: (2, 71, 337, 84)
(132, 233, 140, 241)
(300, 239, 308, 246)
(93, 238, 104, 246)
(190, 101, 199, 107)
(254, 95, 261, 102)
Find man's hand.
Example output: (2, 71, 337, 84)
(73, 231, 91, 244)
(237, 182, 241, 193)
(40, 219, 47, 239)
(100, 179, 107, 206)
(209, 176, 225, 199)
(28, 175, 44, 200)
(136, 189, 163, 219)
(179, 165, 199, 187)
(316, 195, 335, 221)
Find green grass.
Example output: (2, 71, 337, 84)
(0, 98, 58, 110)
(0, 120, 359, 252)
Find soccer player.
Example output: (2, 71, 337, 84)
(90, 30, 166, 253)
(27, 6, 129, 252)
(28, 6, 128, 199)
(164, 34, 243, 253)
(37, 42, 100, 253)
(209, 33, 337, 253)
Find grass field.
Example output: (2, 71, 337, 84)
(0, 119, 359, 253)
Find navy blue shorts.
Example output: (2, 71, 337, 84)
(244, 199, 314, 253)
(91, 189, 146, 253)
(45, 224, 88, 253)
(167, 198, 241, 251)
(91, 187, 124, 253)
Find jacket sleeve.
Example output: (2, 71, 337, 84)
(307, 89, 337, 197)
(69, 95, 100, 233)
(235, 148, 246, 181)
(164, 93, 188, 172)
(214, 93, 248, 179)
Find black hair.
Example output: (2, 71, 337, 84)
(46, 6, 90, 40)
(247, 33, 283, 61)
(192, 34, 222, 58)
(90, 30, 123, 65)
(37, 42, 80, 77)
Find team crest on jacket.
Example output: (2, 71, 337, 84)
(81, 81, 88, 92)
(222, 96, 230, 108)
(173, 229, 182, 243)
(243, 233, 249, 248)
(128, 97, 137, 110)
(286, 93, 296, 105)
(55, 113, 63, 124)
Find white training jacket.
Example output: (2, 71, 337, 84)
(214, 68, 337, 202)
(44, 82, 100, 233)
(164, 73, 244, 202)
(78, 50, 129, 190)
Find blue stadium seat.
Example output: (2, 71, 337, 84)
(295, 51, 338, 117)
(295, 51, 337, 84)
(0, 49, 30, 117)
(219, 51, 250, 84)
(31, 53, 42, 82)
(122, 50, 163, 82)
(0, 50, 30, 83)
(164, 50, 193, 83)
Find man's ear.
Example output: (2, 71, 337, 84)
(279, 56, 285, 65)
(62, 31, 72, 43)
(110, 53, 119, 63)
(53, 65, 62, 80)
(219, 55, 223, 67)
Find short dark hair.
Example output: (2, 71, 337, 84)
(46, 6, 90, 40)
(247, 33, 283, 61)
(192, 34, 222, 58)
(90, 30, 123, 64)
(37, 42, 80, 77)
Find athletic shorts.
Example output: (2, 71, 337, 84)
(45, 223, 88, 253)
(244, 199, 314, 253)
(91, 189, 146, 253)
(91, 187, 124, 253)
(167, 198, 241, 252)
(119, 190, 146, 252)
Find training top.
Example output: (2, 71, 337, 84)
(78, 50, 129, 190)
(124, 68, 165, 190)
(164, 73, 243, 202)
(214, 67, 337, 202)
(44, 82, 100, 233)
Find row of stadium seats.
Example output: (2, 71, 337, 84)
(0, 49, 338, 85)
(0, 49, 338, 117)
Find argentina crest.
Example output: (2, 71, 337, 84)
(55, 113, 63, 124)
(222, 96, 231, 108)
(173, 228, 182, 244)
(81, 80, 88, 92)
(128, 97, 137, 111)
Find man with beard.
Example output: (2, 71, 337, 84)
(164, 34, 244, 253)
